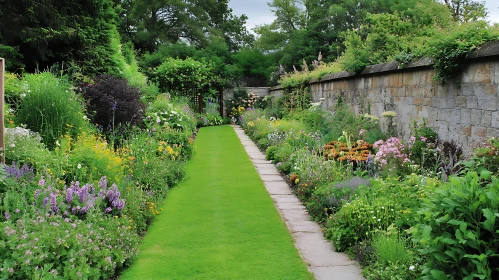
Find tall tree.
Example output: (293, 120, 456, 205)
(0, 0, 122, 75)
(441, 0, 487, 22)
(119, 0, 253, 53)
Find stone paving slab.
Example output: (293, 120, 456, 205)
(264, 181, 293, 195)
(232, 125, 365, 280)
(271, 195, 302, 204)
(257, 169, 280, 175)
(260, 174, 285, 182)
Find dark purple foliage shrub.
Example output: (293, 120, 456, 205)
(81, 75, 146, 131)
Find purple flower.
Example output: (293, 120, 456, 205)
(39, 176, 45, 186)
(98, 176, 108, 189)
(111, 101, 117, 111)
(116, 199, 125, 211)
(34, 189, 40, 200)
(66, 188, 73, 203)
(4, 211, 11, 220)
(43, 197, 49, 207)
(50, 193, 58, 214)
(105, 207, 112, 213)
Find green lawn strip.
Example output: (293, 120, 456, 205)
(120, 125, 313, 280)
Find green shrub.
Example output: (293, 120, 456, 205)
(372, 233, 412, 265)
(144, 95, 197, 134)
(15, 72, 89, 150)
(152, 57, 222, 100)
(430, 21, 499, 84)
(414, 171, 499, 280)
(326, 196, 398, 252)
(4, 127, 52, 168)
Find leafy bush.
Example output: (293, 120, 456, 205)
(4, 127, 52, 168)
(144, 95, 196, 134)
(326, 196, 398, 252)
(82, 75, 146, 131)
(197, 113, 223, 127)
(55, 132, 125, 184)
(225, 88, 262, 122)
(152, 57, 221, 97)
(429, 21, 499, 84)
(15, 72, 89, 149)
(414, 171, 499, 280)
(0, 176, 138, 279)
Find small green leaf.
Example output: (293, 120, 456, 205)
(422, 225, 432, 240)
(480, 170, 492, 180)
(431, 269, 448, 280)
(482, 208, 496, 232)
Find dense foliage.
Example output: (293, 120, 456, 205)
(82, 75, 146, 131)
(239, 95, 499, 280)
(1, 71, 203, 278)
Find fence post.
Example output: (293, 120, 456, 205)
(198, 92, 204, 114)
(219, 88, 224, 117)
(0, 58, 5, 164)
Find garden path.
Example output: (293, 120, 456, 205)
(120, 126, 313, 279)
(232, 125, 365, 280)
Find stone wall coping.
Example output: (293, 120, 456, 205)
(270, 40, 499, 91)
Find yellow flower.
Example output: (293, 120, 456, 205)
(166, 146, 174, 155)
(294, 178, 300, 184)
(382, 111, 397, 118)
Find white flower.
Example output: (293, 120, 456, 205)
(409, 265, 415, 271)
(56, 140, 61, 147)
(9, 143, 15, 148)
(77, 163, 82, 169)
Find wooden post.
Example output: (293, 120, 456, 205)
(198, 92, 204, 114)
(219, 87, 224, 117)
(0, 58, 5, 164)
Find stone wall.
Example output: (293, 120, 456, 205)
(222, 87, 270, 116)
(269, 41, 499, 155)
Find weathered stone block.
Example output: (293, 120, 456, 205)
(436, 121, 450, 140)
(474, 83, 496, 98)
(460, 83, 475, 96)
(441, 97, 456, 109)
(466, 96, 478, 109)
(487, 128, 499, 138)
(414, 98, 423, 105)
(477, 97, 498, 111)
(462, 126, 472, 136)
(472, 126, 488, 138)
(492, 111, 499, 128)
(462, 62, 493, 84)
(422, 98, 433, 106)
(482, 111, 492, 127)
(456, 96, 467, 108)
(471, 109, 482, 126)
(461, 109, 472, 125)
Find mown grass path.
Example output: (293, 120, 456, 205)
(120, 126, 313, 280)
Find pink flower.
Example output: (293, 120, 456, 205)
(410, 136, 416, 143)
(359, 129, 366, 136)
(420, 136, 427, 142)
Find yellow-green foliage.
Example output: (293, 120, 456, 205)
(280, 62, 342, 88)
(55, 132, 125, 185)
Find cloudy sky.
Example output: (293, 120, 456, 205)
(228, 0, 499, 33)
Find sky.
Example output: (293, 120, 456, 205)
(228, 0, 499, 33)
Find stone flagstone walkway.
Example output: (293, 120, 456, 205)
(232, 125, 365, 280)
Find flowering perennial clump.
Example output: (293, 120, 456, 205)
(324, 140, 373, 162)
(35, 176, 125, 217)
(373, 137, 410, 166)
